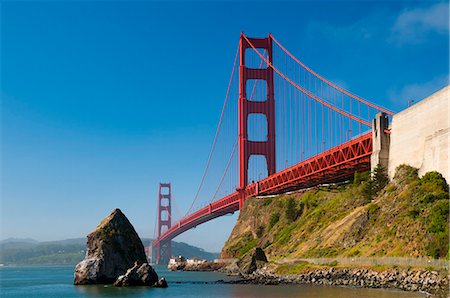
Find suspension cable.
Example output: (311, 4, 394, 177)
(210, 138, 238, 203)
(270, 34, 394, 116)
(185, 42, 240, 216)
(243, 35, 372, 127)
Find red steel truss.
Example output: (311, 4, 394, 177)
(153, 132, 372, 245)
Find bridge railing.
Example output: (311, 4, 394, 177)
(244, 132, 372, 197)
(210, 192, 240, 213)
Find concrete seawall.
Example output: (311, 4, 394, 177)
(388, 86, 449, 182)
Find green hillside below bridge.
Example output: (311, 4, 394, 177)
(221, 164, 449, 261)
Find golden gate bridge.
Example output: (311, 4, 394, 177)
(150, 33, 393, 264)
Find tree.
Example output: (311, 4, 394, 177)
(361, 165, 388, 201)
(372, 164, 389, 194)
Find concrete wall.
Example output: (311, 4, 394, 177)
(388, 86, 449, 182)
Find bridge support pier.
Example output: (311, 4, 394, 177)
(371, 112, 390, 173)
(238, 34, 276, 194)
(155, 240, 171, 265)
(155, 183, 172, 264)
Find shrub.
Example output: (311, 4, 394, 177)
(408, 208, 420, 219)
(422, 193, 438, 204)
(421, 171, 449, 192)
(367, 203, 380, 218)
(269, 213, 280, 229)
(426, 232, 448, 259)
(428, 200, 449, 233)
(421, 192, 448, 204)
(426, 200, 449, 259)
(394, 164, 419, 182)
(348, 249, 361, 257)
(302, 192, 318, 209)
(361, 180, 374, 201)
(385, 184, 396, 193)
(285, 198, 298, 222)
(353, 171, 370, 185)
(262, 197, 273, 206)
(354, 171, 362, 185)
(256, 226, 265, 238)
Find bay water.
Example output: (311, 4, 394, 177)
(0, 265, 426, 297)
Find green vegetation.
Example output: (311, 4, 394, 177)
(372, 164, 389, 194)
(360, 164, 389, 200)
(328, 260, 339, 266)
(262, 197, 273, 206)
(275, 261, 312, 274)
(269, 213, 280, 229)
(276, 223, 297, 245)
(238, 239, 258, 257)
(256, 226, 265, 238)
(421, 171, 449, 193)
(226, 232, 257, 258)
(353, 171, 370, 185)
(426, 200, 449, 258)
(367, 203, 380, 219)
(100, 226, 120, 240)
(222, 164, 449, 260)
(285, 197, 302, 222)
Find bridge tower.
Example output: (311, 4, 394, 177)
(155, 182, 172, 264)
(238, 34, 276, 196)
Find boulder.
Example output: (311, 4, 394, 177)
(155, 277, 168, 288)
(237, 247, 268, 275)
(114, 261, 158, 286)
(74, 208, 155, 285)
(219, 260, 240, 276)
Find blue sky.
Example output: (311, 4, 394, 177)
(1, 1, 448, 252)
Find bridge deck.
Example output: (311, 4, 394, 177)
(155, 132, 372, 244)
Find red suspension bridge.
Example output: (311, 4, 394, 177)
(151, 34, 393, 264)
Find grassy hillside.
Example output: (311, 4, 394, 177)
(1, 238, 218, 265)
(221, 165, 449, 260)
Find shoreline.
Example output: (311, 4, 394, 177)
(231, 266, 449, 298)
(173, 259, 449, 297)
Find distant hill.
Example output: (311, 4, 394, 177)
(1, 238, 38, 244)
(0, 238, 218, 266)
(141, 239, 219, 261)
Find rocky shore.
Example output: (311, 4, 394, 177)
(233, 266, 449, 297)
(182, 262, 226, 271)
(217, 248, 449, 297)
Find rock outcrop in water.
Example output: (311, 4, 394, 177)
(113, 261, 159, 287)
(74, 208, 161, 286)
(237, 247, 268, 275)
